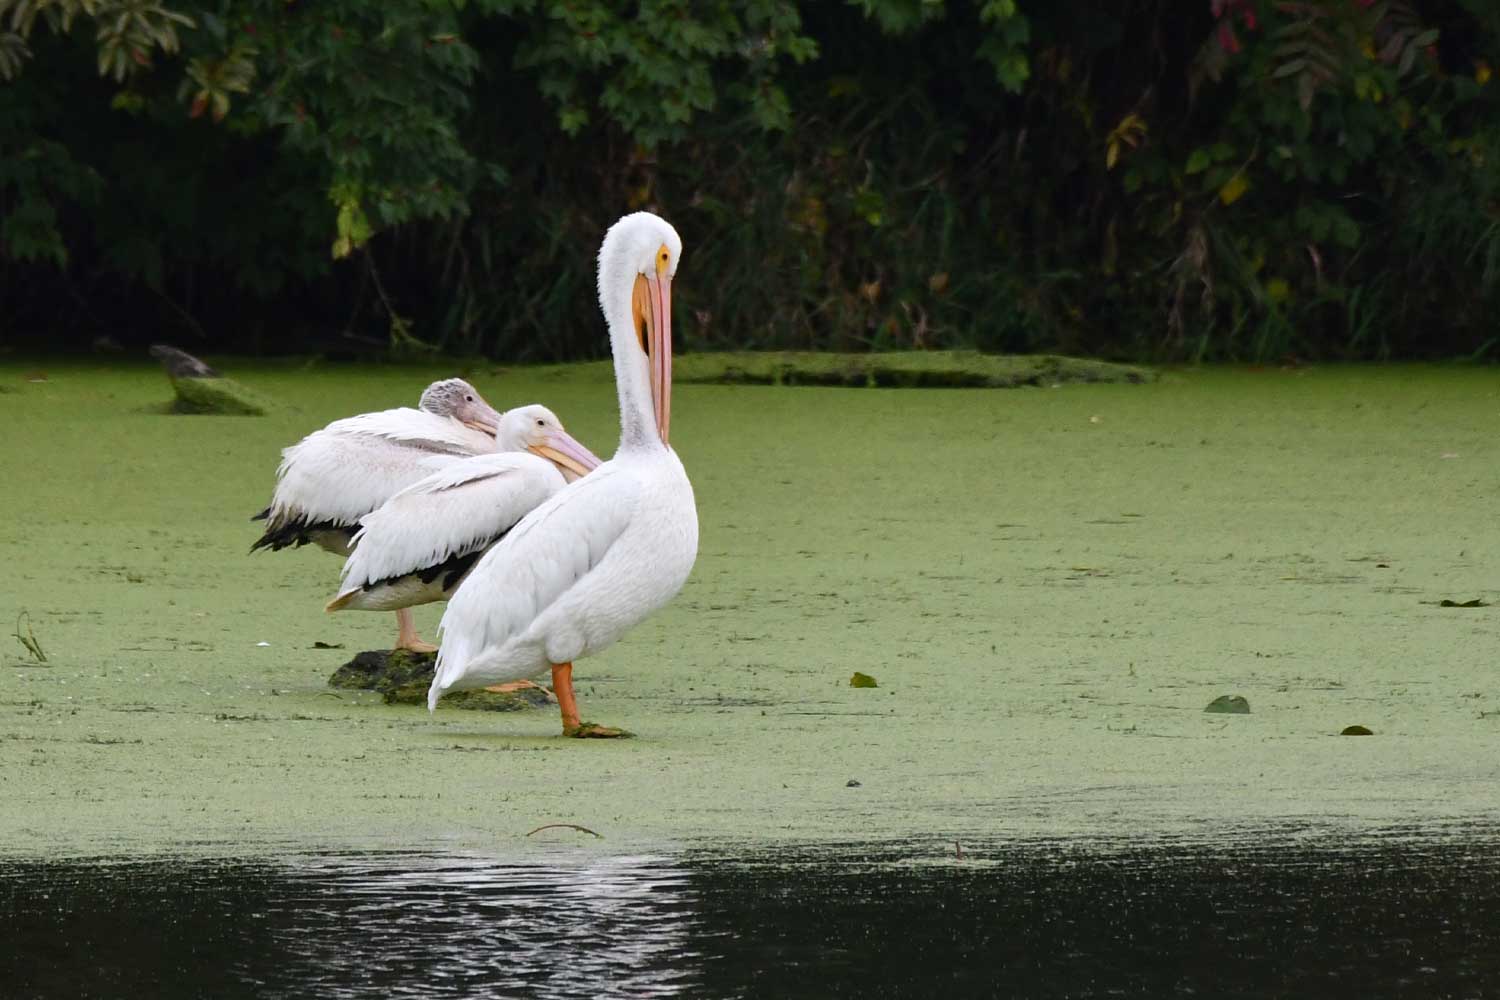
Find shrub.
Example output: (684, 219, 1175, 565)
(0, 0, 1495, 361)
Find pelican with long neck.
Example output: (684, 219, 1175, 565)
(598, 211, 680, 450)
(427, 212, 698, 737)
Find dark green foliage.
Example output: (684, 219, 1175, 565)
(1, 0, 1496, 361)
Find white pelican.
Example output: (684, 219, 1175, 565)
(428, 212, 698, 737)
(324, 404, 602, 617)
(251, 377, 504, 651)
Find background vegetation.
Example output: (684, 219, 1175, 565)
(2, 0, 1497, 362)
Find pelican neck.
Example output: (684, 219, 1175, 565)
(606, 290, 665, 454)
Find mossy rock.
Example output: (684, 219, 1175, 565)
(383, 681, 551, 712)
(329, 649, 550, 712)
(166, 374, 273, 415)
(149, 344, 274, 415)
(329, 649, 438, 692)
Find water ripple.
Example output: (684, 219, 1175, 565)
(6, 834, 1500, 999)
(235, 853, 702, 999)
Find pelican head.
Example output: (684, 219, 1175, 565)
(598, 212, 682, 445)
(419, 378, 504, 436)
(496, 404, 602, 482)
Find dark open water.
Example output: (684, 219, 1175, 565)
(3, 836, 1498, 998)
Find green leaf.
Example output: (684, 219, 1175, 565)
(1331, 213, 1360, 249)
(1218, 171, 1249, 206)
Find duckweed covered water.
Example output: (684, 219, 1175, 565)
(1, 360, 1497, 857)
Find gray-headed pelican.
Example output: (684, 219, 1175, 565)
(251, 378, 503, 651)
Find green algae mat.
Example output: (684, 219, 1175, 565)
(519, 350, 1155, 388)
(1, 360, 1497, 856)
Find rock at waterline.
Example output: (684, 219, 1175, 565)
(328, 649, 551, 711)
(849, 671, 878, 688)
(1340, 725, 1375, 736)
(150, 344, 274, 415)
(1204, 695, 1251, 714)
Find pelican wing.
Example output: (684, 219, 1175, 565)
(322, 407, 496, 455)
(255, 408, 496, 545)
(433, 465, 639, 683)
(260, 432, 458, 535)
(337, 453, 565, 591)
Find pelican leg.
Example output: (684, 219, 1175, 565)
(551, 662, 627, 739)
(394, 608, 438, 654)
(484, 678, 556, 701)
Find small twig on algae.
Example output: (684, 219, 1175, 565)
(14, 611, 47, 664)
(526, 823, 603, 839)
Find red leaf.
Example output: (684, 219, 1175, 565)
(1218, 22, 1242, 54)
(189, 94, 208, 118)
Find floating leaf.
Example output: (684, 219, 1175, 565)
(1439, 599, 1490, 608)
(1204, 695, 1250, 714)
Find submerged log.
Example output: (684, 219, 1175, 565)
(150, 344, 272, 415)
(329, 649, 551, 711)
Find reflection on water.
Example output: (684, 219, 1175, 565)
(1, 852, 700, 1000)
(3, 836, 1499, 998)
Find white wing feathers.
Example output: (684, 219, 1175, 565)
(264, 408, 492, 529)
(338, 453, 565, 590)
(433, 465, 640, 691)
(320, 407, 495, 455)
